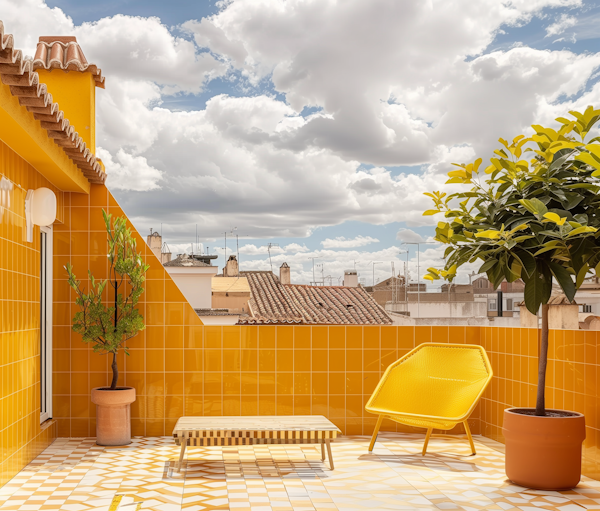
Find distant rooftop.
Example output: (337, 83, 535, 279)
(163, 254, 211, 267)
(239, 271, 392, 325)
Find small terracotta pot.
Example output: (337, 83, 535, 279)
(503, 407, 585, 490)
(91, 387, 136, 446)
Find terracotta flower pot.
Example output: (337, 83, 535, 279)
(503, 407, 586, 490)
(91, 387, 136, 446)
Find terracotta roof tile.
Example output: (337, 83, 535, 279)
(238, 271, 392, 325)
(241, 271, 303, 324)
(0, 21, 106, 184)
(33, 36, 105, 89)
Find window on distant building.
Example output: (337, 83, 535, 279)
(505, 298, 513, 311)
(583, 304, 592, 313)
(488, 299, 497, 311)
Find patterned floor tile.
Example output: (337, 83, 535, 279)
(0, 434, 598, 510)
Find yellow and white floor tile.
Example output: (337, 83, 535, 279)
(0, 434, 599, 510)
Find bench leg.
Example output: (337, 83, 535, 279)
(177, 433, 187, 472)
(422, 428, 433, 456)
(368, 415, 384, 452)
(325, 439, 334, 470)
(464, 421, 476, 455)
(321, 441, 325, 461)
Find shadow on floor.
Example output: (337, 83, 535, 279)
(359, 452, 482, 472)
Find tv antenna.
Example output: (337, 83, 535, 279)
(266, 243, 279, 272)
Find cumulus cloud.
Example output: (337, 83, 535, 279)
(98, 148, 163, 191)
(545, 13, 578, 37)
(396, 229, 425, 243)
(2, 0, 599, 286)
(321, 236, 379, 249)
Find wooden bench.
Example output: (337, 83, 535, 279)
(173, 416, 340, 471)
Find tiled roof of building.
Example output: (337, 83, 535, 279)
(241, 271, 304, 324)
(0, 22, 106, 184)
(238, 271, 393, 325)
(33, 36, 105, 88)
(164, 254, 211, 267)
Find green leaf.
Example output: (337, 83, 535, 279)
(478, 259, 498, 273)
(576, 263, 589, 289)
(524, 268, 544, 315)
(423, 209, 440, 216)
(548, 262, 575, 302)
(514, 250, 536, 278)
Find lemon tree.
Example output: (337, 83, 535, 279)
(424, 106, 600, 416)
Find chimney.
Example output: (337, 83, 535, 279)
(280, 262, 290, 285)
(147, 230, 162, 261)
(33, 36, 105, 153)
(343, 269, 358, 287)
(224, 255, 239, 277)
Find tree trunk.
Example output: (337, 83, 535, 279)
(535, 303, 549, 416)
(110, 352, 118, 390)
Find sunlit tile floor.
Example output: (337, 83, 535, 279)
(1, 433, 600, 510)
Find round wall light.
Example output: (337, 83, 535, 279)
(25, 187, 57, 242)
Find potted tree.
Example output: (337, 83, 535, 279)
(423, 106, 600, 490)
(66, 210, 149, 445)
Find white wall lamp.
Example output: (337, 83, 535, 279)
(25, 187, 57, 242)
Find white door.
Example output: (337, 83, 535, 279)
(40, 225, 53, 423)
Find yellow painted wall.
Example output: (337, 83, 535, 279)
(0, 141, 59, 487)
(36, 70, 96, 152)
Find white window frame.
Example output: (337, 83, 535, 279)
(40, 225, 53, 423)
(488, 299, 497, 311)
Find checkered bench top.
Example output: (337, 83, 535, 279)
(173, 416, 340, 446)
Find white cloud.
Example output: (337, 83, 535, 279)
(2, 0, 599, 250)
(98, 148, 163, 191)
(396, 229, 425, 243)
(545, 13, 577, 37)
(321, 236, 379, 249)
(284, 243, 310, 253)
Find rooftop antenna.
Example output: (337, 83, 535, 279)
(231, 227, 238, 267)
(266, 242, 279, 273)
(309, 257, 321, 285)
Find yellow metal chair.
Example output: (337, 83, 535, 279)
(366, 343, 492, 455)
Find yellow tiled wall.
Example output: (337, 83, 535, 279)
(479, 326, 600, 480)
(0, 141, 59, 487)
(51, 184, 600, 481)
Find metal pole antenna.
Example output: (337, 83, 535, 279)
(401, 241, 437, 318)
(417, 248, 420, 318)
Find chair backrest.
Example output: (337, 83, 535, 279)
(366, 343, 492, 421)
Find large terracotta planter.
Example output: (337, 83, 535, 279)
(503, 408, 586, 490)
(91, 387, 136, 446)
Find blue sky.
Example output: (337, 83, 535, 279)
(8, 0, 600, 284)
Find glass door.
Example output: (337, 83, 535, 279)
(40, 226, 53, 423)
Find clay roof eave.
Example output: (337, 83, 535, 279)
(0, 21, 106, 188)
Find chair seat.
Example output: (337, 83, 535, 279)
(388, 414, 458, 431)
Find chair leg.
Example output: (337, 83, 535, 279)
(321, 441, 326, 461)
(464, 421, 476, 455)
(422, 428, 433, 456)
(368, 415, 384, 452)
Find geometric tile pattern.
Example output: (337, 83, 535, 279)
(1, 434, 600, 510)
